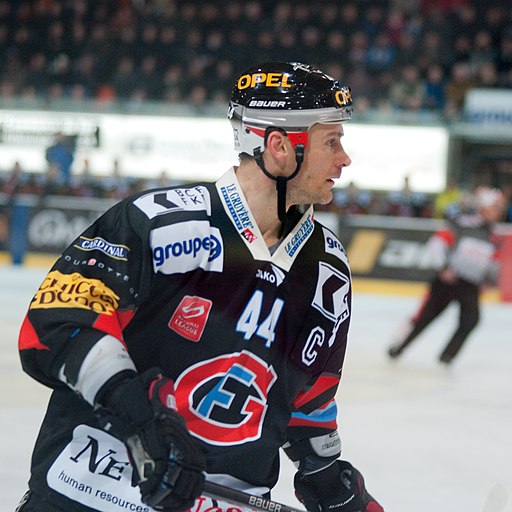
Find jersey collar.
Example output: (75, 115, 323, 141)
(216, 168, 315, 272)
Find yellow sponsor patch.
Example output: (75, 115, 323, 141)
(31, 270, 119, 315)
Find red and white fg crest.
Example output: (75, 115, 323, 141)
(174, 351, 277, 445)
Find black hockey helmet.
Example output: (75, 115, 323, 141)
(228, 61, 353, 156)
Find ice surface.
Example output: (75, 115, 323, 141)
(1, 266, 510, 511)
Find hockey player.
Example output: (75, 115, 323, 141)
(17, 62, 383, 512)
(388, 186, 505, 365)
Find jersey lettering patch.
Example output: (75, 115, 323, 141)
(174, 351, 277, 445)
(255, 264, 285, 286)
(219, 182, 258, 240)
(312, 262, 350, 324)
(134, 186, 211, 219)
(169, 295, 213, 342)
(284, 214, 314, 257)
(302, 326, 325, 366)
(322, 227, 348, 265)
(151, 221, 224, 274)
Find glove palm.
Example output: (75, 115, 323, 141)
(294, 460, 383, 512)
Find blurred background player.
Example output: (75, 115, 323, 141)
(387, 186, 505, 365)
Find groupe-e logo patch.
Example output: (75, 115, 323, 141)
(151, 221, 224, 275)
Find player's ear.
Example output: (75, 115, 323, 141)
(265, 130, 293, 165)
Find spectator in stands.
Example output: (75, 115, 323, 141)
(450, 3, 479, 37)
(423, 63, 446, 110)
(394, 31, 419, 69)
(146, 170, 182, 190)
(1, 0, 512, 120)
(497, 30, 512, 83)
(389, 64, 425, 111)
(39, 163, 66, 197)
(416, 30, 446, 71)
(469, 30, 497, 72)
(474, 61, 499, 89)
(24, 53, 49, 96)
(449, 34, 473, 66)
(366, 33, 396, 75)
(2, 161, 24, 198)
(71, 158, 102, 198)
(433, 178, 463, 218)
(135, 55, 162, 101)
(444, 61, 475, 111)
(111, 56, 138, 99)
(348, 31, 369, 70)
(45, 131, 76, 186)
(386, 175, 430, 217)
(334, 181, 373, 216)
(102, 158, 134, 199)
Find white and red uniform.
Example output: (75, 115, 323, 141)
(390, 210, 500, 363)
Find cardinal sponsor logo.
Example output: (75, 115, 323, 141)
(174, 351, 277, 445)
(30, 271, 119, 315)
(169, 295, 212, 342)
(74, 237, 129, 261)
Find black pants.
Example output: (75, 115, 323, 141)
(397, 277, 480, 362)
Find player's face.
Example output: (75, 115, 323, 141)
(288, 123, 351, 206)
(480, 203, 503, 223)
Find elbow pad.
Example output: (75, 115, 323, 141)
(284, 431, 341, 476)
(58, 334, 136, 405)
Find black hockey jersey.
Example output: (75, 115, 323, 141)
(19, 168, 352, 511)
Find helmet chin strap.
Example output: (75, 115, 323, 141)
(253, 143, 305, 224)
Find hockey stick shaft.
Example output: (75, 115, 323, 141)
(204, 481, 304, 512)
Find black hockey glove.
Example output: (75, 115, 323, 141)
(95, 368, 206, 511)
(294, 460, 384, 512)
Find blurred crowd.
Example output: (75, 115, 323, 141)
(323, 176, 512, 223)
(0, 158, 179, 201)
(0, 0, 511, 120)
(2, 158, 512, 224)
(1, 0, 512, 224)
